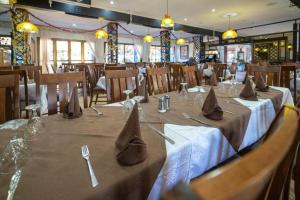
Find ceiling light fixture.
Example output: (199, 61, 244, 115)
(211, 8, 216, 12)
(16, 20, 39, 33)
(222, 14, 238, 40)
(161, 0, 175, 28)
(72, 23, 77, 27)
(288, 44, 293, 49)
(110, 0, 114, 5)
(176, 37, 186, 45)
(95, 29, 108, 40)
(184, 18, 187, 22)
(143, 34, 154, 43)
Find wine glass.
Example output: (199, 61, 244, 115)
(219, 77, 226, 92)
(122, 90, 134, 114)
(230, 74, 236, 85)
(25, 104, 41, 139)
(193, 88, 204, 113)
(132, 96, 146, 122)
(0, 120, 29, 174)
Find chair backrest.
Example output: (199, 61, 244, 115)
(13, 65, 42, 81)
(147, 67, 171, 95)
(105, 65, 126, 70)
(169, 63, 185, 90)
(0, 72, 21, 123)
(213, 63, 227, 80)
(248, 65, 281, 86)
(62, 63, 76, 72)
(181, 65, 198, 87)
(40, 72, 88, 115)
(105, 69, 139, 103)
(188, 106, 298, 200)
(280, 65, 295, 89)
(86, 65, 98, 88)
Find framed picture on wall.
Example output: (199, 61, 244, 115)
(180, 45, 189, 60)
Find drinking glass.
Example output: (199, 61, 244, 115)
(193, 87, 204, 113)
(25, 104, 41, 140)
(122, 90, 134, 114)
(132, 96, 146, 122)
(178, 83, 189, 103)
(219, 77, 226, 92)
(0, 120, 29, 174)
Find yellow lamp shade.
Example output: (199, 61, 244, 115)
(273, 41, 278, 47)
(95, 29, 108, 40)
(176, 38, 186, 45)
(280, 41, 285, 47)
(254, 47, 260, 52)
(262, 48, 268, 52)
(222, 29, 238, 40)
(161, 15, 175, 28)
(16, 21, 39, 33)
(288, 44, 293, 49)
(143, 34, 154, 43)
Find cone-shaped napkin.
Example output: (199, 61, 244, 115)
(202, 88, 223, 120)
(255, 74, 269, 92)
(240, 78, 258, 101)
(63, 87, 82, 119)
(115, 104, 147, 165)
(138, 78, 149, 103)
(209, 72, 218, 86)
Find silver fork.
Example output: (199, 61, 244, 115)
(91, 106, 103, 117)
(81, 145, 99, 188)
(182, 112, 211, 126)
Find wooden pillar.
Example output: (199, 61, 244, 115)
(160, 30, 170, 62)
(107, 22, 118, 64)
(11, 8, 31, 65)
(292, 22, 298, 62)
(298, 23, 300, 62)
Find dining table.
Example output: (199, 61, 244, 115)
(0, 82, 293, 200)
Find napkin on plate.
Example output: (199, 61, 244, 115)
(63, 87, 82, 119)
(138, 78, 149, 103)
(240, 78, 258, 101)
(209, 72, 218, 86)
(202, 87, 223, 120)
(115, 104, 147, 165)
(255, 74, 269, 92)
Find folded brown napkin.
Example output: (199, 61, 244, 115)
(138, 77, 149, 103)
(63, 87, 82, 119)
(115, 104, 147, 165)
(202, 87, 223, 120)
(255, 74, 269, 92)
(209, 72, 218, 86)
(240, 78, 258, 101)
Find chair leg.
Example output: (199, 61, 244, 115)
(89, 89, 94, 107)
(95, 92, 99, 105)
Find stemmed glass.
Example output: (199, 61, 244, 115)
(193, 87, 204, 113)
(25, 104, 41, 140)
(122, 90, 134, 115)
(0, 119, 29, 175)
(219, 77, 225, 92)
(132, 96, 146, 122)
(179, 83, 189, 97)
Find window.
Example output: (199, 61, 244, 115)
(50, 39, 95, 67)
(71, 41, 82, 63)
(149, 46, 161, 62)
(105, 43, 140, 63)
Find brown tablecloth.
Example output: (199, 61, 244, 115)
(0, 107, 166, 200)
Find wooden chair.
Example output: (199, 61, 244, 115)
(213, 63, 227, 80)
(105, 65, 126, 70)
(146, 67, 171, 95)
(105, 69, 139, 103)
(181, 65, 198, 88)
(40, 72, 88, 115)
(248, 65, 281, 86)
(0, 72, 21, 123)
(163, 106, 299, 200)
(86, 65, 107, 106)
(169, 63, 184, 90)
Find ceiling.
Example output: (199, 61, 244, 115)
(91, 0, 300, 36)
(0, 0, 299, 37)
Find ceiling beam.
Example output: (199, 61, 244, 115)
(16, 0, 222, 37)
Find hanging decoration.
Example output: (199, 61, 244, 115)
(161, 0, 175, 28)
(222, 14, 238, 40)
(95, 28, 108, 40)
(143, 34, 154, 43)
(176, 37, 186, 45)
(16, 20, 39, 33)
